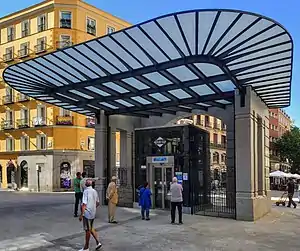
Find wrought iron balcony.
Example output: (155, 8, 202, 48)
(3, 53, 14, 62)
(32, 117, 47, 127)
(60, 19, 71, 29)
(18, 48, 29, 58)
(1, 120, 14, 130)
(86, 117, 95, 128)
(22, 29, 29, 37)
(210, 143, 226, 150)
(56, 115, 74, 125)
(38, 24, 46, 32)
(16, 93, 30, 102)
(56, 41, 73, 49)
(17, 119, 30, 129)
(2, 95, 14, 104)
(35, 43, 46, 54)
(87, 25, 96, 35)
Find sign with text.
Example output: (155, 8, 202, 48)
(152, 156, 168, 163)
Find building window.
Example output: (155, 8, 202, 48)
(60, 11, 72, 29)
(19, 42, 29, 57)
(6, 137, 14, 151)
(38, 14, 47, 32)
(21, 20, 30, 37)
(58, 35, 72, 48)
(4, 47, 14, 62)
(60, 108, 71, 117)
(213, 152, 220, 163)
(37, 134, 47, 150)
(87, 17, 96, 35)
(7, 26, 15, 42)
(107, 26, 115, 34)
(88, 137, 95, 150)
(35, 37, 47, 53)
(60, 162, 71, 189)
(21, 136, 30, 151)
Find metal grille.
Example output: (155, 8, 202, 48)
(112, 167, 128, 187)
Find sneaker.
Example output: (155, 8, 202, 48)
(78, 248, 89, 251)
(95, 243, 102, 250)
(179, 222, 183, 225)
(146, 218, 150, 221)
(142, 217, 145, 220)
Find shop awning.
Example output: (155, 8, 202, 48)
(2, 9, 293, 117)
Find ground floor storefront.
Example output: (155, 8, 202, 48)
(0, 150, 95, 192)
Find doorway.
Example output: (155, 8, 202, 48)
(20, 160, 28, 188)
(149, 163, 174, 210)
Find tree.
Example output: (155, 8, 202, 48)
(275, 126, 300, 173)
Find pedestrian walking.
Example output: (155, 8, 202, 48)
(139, 182, 152, 220)
(106, 176, 118, 223)
(74, 172, 83, 217)
(170, 177, 183, 224)
(79, 179, 102, 251)
(287, 178, 297, 208)
(80, 172, 88, 193)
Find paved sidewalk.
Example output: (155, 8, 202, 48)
(25, 206, 300, 251)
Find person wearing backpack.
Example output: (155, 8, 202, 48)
(139, 182, 152, 220)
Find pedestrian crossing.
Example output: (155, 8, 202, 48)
(0, 233, 54, 250)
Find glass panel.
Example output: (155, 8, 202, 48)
(253, 83, 289, 90)
(112, 32, 153, 66)
(141, 21, 181, 60)
(100, 36, 142, 69)
(149, 93, 170, 102)
(47, 99, 62, 103)
(215, 99, 231, 105)
(126, 27, 168, 63)
(205, 12, 239, 54)
(56, 93, 79, 101)
(143, 72, 172, 86)
(123, 77, 150, 90)
(164, 167, 173, 210)
(168, 89, 191, 99)
(63, 105, 77, 109)
(154, 167, 163, 208)
(214, 81, 236, 92)
(87, 104, 101, 110)
(131, 96, 152, 105)
(190, 85, 215, 95)
(115, 99, 134, 107)
(69, 90, 93, 99)
(197, 102, 211, 107)
(85, 86, 111, 96)
(167, 66, 198, 81)
(197, 11, 217, 54)
(237, 66, 291, 80)
(103, 82, 129, 93)
(247, 72, 291, 83)
(194, 63, 224, 77)
(99, 102, 119, 109)
(178, 12, 196, 54)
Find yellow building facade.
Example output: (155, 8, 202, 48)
(0, 0, 131, 191)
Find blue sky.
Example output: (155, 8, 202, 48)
(1, 0, 299, 125)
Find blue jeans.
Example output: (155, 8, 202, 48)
(141, 207, 150, 219)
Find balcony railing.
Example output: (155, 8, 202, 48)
(87, 25, 96, 35)
(2, 95, 14, 104)
(56, 41, 73, 49)
(210, 143, 226, 150)
(35, 43, 46, 54)
(32, 117, 47, 127)
(3, 53, 14, 62)
(17, 119, 30, 129)
(17, 93, 30, 102)
(38, 24, 46, 32)
(56, 115, 74, 125)
(205, 122, 213, 128)
(1, 120, 14, 130)
(86, 117, 95, 128)
(22, 29, 29, 37)
(214, 123, 221, 130)
(60, 19, 71, 29)
(18, 48, 29, 58)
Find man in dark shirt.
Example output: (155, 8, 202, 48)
(287, 178, 297, 208)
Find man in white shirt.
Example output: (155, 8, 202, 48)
(79, 179, 102, 251)
(170, 177, 183, 224)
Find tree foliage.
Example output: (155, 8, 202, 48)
(275, 126, 300, 173)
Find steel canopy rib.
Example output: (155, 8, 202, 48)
(2, 9, 293, 115)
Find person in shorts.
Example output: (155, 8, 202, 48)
(79, 179, 102, 251)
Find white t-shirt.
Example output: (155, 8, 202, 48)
(82, 186, 99, 219)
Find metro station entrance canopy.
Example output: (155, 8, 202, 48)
(3, 9, 293, 117)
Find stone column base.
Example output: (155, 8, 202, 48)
(236, 192, 271, 221)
